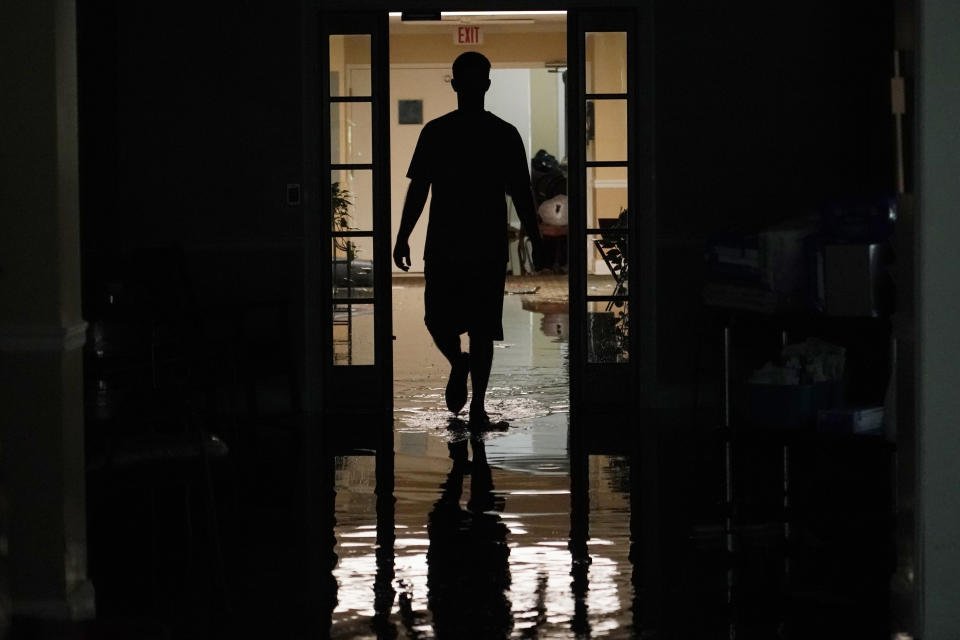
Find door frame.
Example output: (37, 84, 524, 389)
(310, 11, 394, 421)
(305, 2, 655, 420)
(567, 8, 653, 416)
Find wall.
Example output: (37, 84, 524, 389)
(76, 0, 308, 454)
(487, 68, 533, 156)
(78, 1, 305, 323)
(917, 0, 960, 634)
(390, 31, 565, 67)
(389, 66, 457, 272)
(529, 68, 561, 159)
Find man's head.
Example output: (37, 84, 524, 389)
(451, 51, 491, 96)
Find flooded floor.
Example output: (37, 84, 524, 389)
(325, 275, 895, 638)
(332, 275, 619, 638)
(393, 273, 571, 430)
(77, 275, 897, 640)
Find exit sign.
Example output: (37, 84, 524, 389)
(454, 25, 483, 45)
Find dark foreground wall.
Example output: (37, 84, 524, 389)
(79, 2, 303, 250)
(78, 1, 306, 411)
(653, 0, 894, 389)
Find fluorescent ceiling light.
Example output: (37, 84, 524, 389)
(388, 11, 566, 17)
(442, 11, 566, 15)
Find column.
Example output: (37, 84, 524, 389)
(0, 0, 94, 620)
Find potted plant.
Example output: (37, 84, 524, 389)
(331, 181, 357, 261)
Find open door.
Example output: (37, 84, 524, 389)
(320, 13, 393, 418)
(568, 8, 649, 416)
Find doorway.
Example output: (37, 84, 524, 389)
(318, 8, 645, 421)
(318, 7, 656, 637)
(387, 12, 572, 431)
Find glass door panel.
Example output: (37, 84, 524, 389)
(329, 31, 375, 367)
(330, 102, 373, 165)
(585, 31, 627, 94)
(331, 236, 374, 299)
(333, 303, 375, 366)
(569, 11, 639, 415)
(585, 28, 630, 374)
(586, 99, 628, 162)
(329, 34, 371, 97)
(322, 13, 392, 416)
(330, 168, 374, 232)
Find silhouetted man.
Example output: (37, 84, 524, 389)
(394, 51, 544, 424)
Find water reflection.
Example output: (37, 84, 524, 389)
(521, 298, 569, 343)
(329, 436, 640, 637)
(325, 429, 895, 638)
(322, 277, 895, 638)
(428, 436, 512, 637)
(329, 280, 635, 637)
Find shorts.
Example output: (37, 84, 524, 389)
(424, 260, 506, 341)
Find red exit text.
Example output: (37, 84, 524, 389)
(455, 26, 483, 45)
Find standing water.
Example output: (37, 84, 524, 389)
(323, 275, 895, 638)
(329, 276, 634, 638)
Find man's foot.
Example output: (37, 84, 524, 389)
(445, 352, 470, 414)
(469, 404, 509, 432)
(468, 402, 489, 426)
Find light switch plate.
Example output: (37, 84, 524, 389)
(286, 183, 301, 206)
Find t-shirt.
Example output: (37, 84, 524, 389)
(406, 110, 531, 265)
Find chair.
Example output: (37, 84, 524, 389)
(593, 216, 629, 311)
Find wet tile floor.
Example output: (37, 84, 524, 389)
(324, 275, 895, 638)
(67, 275, 897, 640)
(332, 274, 606, 638)
(393, 273, 572, 434)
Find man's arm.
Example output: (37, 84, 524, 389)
(510, 181, 542, 248)
(508, 136, 545, 270)
(393, 178, 430, 271)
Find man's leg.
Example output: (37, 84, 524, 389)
(468, 333, 494, 420)
(425, 264, 471, 413)
(429, 327, 470, 414)
(429, 329, 461, 367)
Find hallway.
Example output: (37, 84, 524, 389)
(10, 0, 960, 636)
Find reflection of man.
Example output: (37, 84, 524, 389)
(393, 52, 544, 423)
(427, 436, 511, 638)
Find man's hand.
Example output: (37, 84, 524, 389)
(393, 238, 411, 272)
(394, 179, 429, 272)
